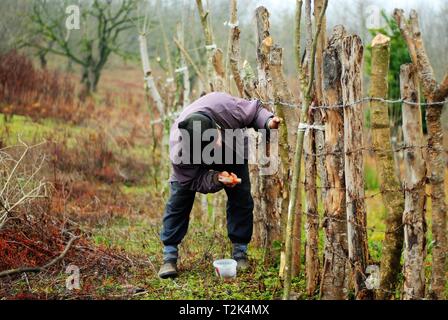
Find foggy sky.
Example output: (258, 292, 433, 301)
(257, 0, 444, 13)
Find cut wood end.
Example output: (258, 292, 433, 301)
(256, 6, 269, 14)
(371, 33, 391, 46)
(393, 8, 404, 18)
(262, 36, 273, 48)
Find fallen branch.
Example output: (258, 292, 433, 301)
(0, 236, 79, 278)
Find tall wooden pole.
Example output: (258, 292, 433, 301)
(320, 25, 349, 300)
(400, 63, 427, 300)
(394, 9, 448, 299)
(283, 0, 328, 300)
(341, 34, 372, 300)
(370, 33, 405, 299)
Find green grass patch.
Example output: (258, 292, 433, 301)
(364, 164, 380, 190)
(0, 113, 94, 147)
(88, 216, 308, 300)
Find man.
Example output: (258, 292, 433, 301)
(158, 92, 280, 279)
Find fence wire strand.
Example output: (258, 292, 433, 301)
(149, 96, 448, 125)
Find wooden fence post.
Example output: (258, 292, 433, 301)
(252, 6, 274, 253)
(225, 3, 263, 251)
(401, 63, 427, 300)
(320, 25, 349, 300)
(176, 22, 190, 108)
(370, 33, 405, 299)
(302, 0, 319, 292)
(283, 0, 328, 300)
(302, 0, 328, 295)
(304, 114, 320, 293)
(269, 45, 297, 273)
(138, 33, 165, 116)
(394, 9, 448, 299)
(196, 0, 225, 92)
(228, 1, 245, 98)
(341, 34, 372, 300)
(254, 7, 296, 267)
(255, 6, 274, 102)
(225, 0, 238, 93)
(313, 0, 328, 205)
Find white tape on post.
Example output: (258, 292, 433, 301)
(205, 44, 217, 50)
(175, 66, 188, 73)
(298, 123, 325, 132)
(224, 20, 239, 28)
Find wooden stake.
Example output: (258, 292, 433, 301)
(394, 9, 448, 299)
(401, 63, 427, 300)
(138, 33, 165, 115)
(341, 34, 372, 300)
(254, 6, 281, 264)
(370, 33, 405, 299)
(283, 0, 328, 300)
(320, 25, 349, 300)
(270, 45, 297, 275)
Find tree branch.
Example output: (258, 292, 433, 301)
(436, 73, 448, 100)
(173, 37, 208, 89)
(393, 9, 438, 98)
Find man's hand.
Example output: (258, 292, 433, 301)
(267, 116, 282, 129)
(218, 171, 241, 187)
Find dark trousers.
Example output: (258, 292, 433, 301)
(160, 162, 254, 251)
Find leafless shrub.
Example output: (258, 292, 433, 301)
(0, 139, 47, 230)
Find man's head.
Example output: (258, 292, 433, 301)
(178, 112, 222, 164)
(178, 112, 216, 138)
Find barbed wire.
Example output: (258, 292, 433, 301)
(259, 96, 448, 110)
(302, 144, 448, 158)
(148, 96, 448, 125)
(301, 185, 429, 231)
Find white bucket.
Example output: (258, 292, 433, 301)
(213, 259, 237, 280)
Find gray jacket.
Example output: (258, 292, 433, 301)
(169, 92, 274, 194)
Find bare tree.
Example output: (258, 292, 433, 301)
(24, 0, 138, 95)
(0, 0, 30, 54)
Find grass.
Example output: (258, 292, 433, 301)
(89, 214, 308, 300)
(0, 114, 95, 148)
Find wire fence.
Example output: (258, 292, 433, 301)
(149, 96, 448, 125)
(148, 95, 447, 299)
(260, 96, 448, 109)
(292, 97, 445, 299)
